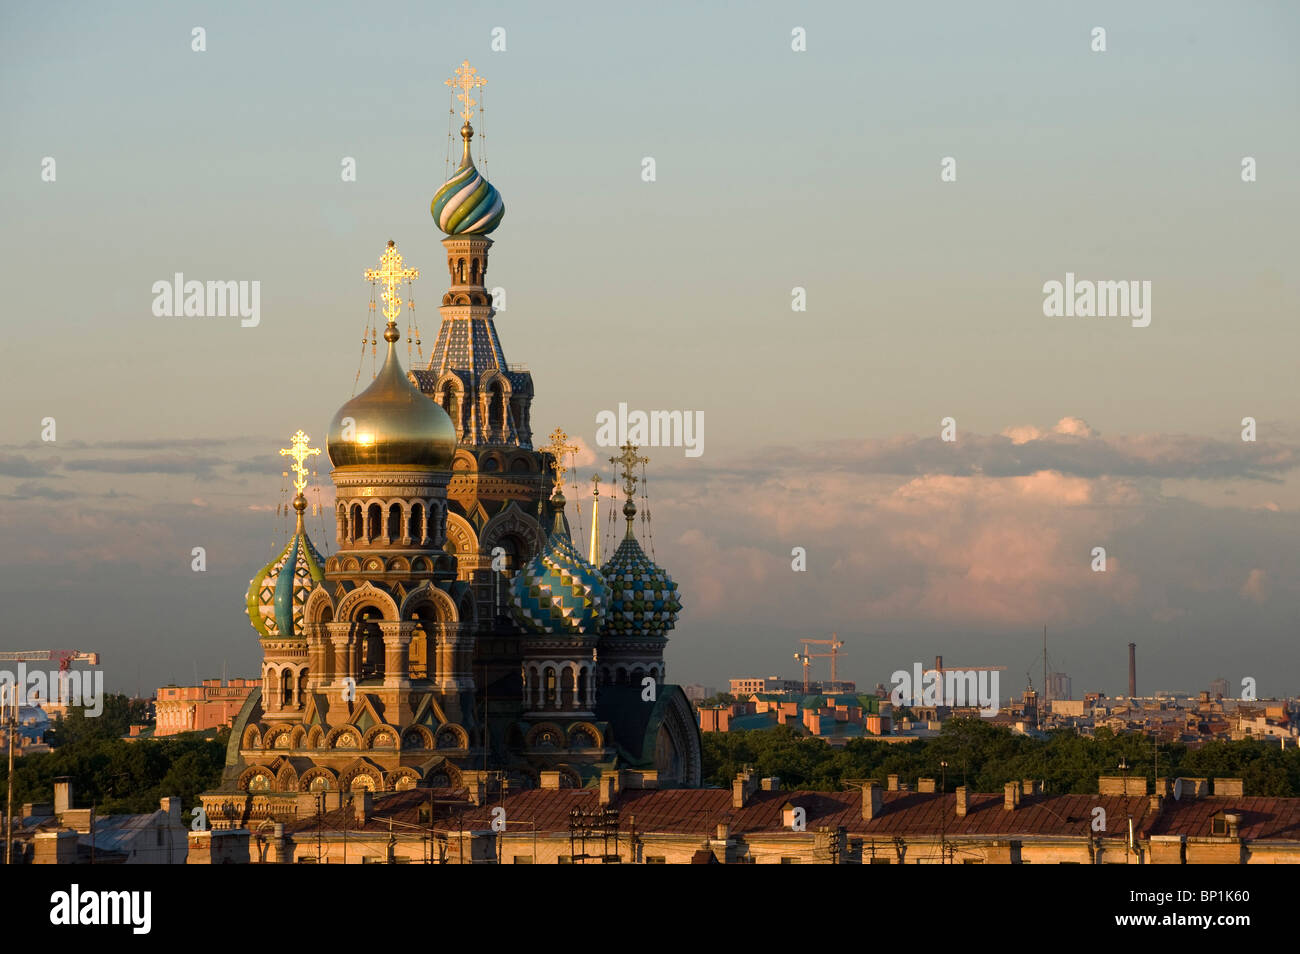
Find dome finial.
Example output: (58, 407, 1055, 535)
(364, 239, 419, 336)
(279, 430, 321, 532)
(432, 60, 504, 234)
(541, 426, 580, 501)
(609, 442, 649, 536)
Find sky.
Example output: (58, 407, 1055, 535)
(1, 1, 1298, 700)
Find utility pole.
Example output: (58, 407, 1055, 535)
(5, 686, 15, 865)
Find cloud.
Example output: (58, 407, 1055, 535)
(1240, 568, 1269, 603)
(5, 481, 75, 500)
(0, 453, 58, 477)
(62, 454, 226, 476)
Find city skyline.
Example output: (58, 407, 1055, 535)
(1, 1, 1298, 700)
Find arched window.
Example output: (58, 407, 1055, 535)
(281, 669, 293, 710)
(357, 607, 385, 681)
(367, 504, 382, 542)
(577, 667, 589, 708)
(488, 382, 504, 439)
(387, 503, 402, 543)
(560, 667, 575, 710)
(545, 667, 557, 709)
(350, 504, 363, 542)
(409, 503, 424, 544)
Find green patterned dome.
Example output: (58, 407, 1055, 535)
(247, 500, 325, 638)
(600, 529, 681, 638)
(431, 123, 504, 235)
(510, 492, 607, 635)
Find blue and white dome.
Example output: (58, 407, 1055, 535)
(247, 498, 325, 639)
(510, 492, 606, 635)
(600, 527, 680, 638)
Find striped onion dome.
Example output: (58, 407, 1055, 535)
(600, 502, 681, 638)
(510, 492, 607, 635)
(431, 122, 504, 235)
(246, 496, 325, 639)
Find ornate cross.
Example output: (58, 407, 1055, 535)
(279, 430, 321, 496)
(541, 427, 579, 494)
(364, 240, 419, 324)
(446, 59, 487, 122)
(609, 442, 648, 498)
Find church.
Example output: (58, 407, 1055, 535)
(200, 61, 700, 831)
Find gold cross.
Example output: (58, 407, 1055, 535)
(609, 442, 648, 497)
(445, 59, 487, 122)
(541, 427, 579, 495)
(279, 430, 321, 496)
(364, 240, 419, 324)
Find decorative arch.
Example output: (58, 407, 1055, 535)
(444, 510, 478, 558)
(299, 767, 338, 792)
(435, 723, 469, 749)
(479, 502, 544, 565)
(387, 768, 421, 791)
(289, 725, 307, 749)
(326, 726, 362, 749)
(241, 725, 262, 751)
(567, 722, 603, 749)
(341, 764, 383, 792)
(336, 583, 399, 623)
(306, 725, 325, 749)
(239, 765, 276, 793)
(304, 586, 336, 627)
(525, 722, 566, 749)
(363, 725, 398, 749)
(275, 762, 299, 792)
(402, 725, 434, 749)
(400, 581, 459, 623)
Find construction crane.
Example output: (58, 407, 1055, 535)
(0, 651, 100, 672)
(793, 634, 846, 694)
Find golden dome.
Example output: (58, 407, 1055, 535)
(327, 332, 456, 469)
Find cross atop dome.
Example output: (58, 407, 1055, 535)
(364, 240, 419, 326)
(542, 427, 579, 497)
(446, 59, 487, 123)
(279, 430, 319, 496)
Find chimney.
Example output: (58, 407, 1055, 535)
(716, 822, 729, 841)
(464, 770, 489, 806)
(352, 789, 372, 825)
(1128, 642, 1137, 698)
(760, 777, 781, 792)
(160, 796, 181, 826)
(539, 771, 563, 791)
(54, 778, 73, 815)
(732, 771, 759, 809)
(1022, 779, 1039, 797)
(1224, 813, 1241, 837)
(955, 786, 968, 817)
(935, 655, 943, 672)
(862, 781, 883, 820)
(598, 772, 620, 806)
(886, 774, 900, 792)
(1215, 778, 1244, 797)
(1003, 781, 1021, 811)
(918, 778, 937, 793)
(1149, 793, 1163, 814)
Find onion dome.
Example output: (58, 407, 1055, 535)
(247, 495, 325, 638)
(510, 491, 607, 635)
(600, 496, 681, 638)
(327, 322, 457, 469)
(431, 123, 504, 235)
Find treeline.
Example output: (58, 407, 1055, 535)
(702, 720, 1300, 796)
(1, 694, 227, 816)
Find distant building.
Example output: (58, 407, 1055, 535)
(1046, 672, 1071, 702)
(1210, 677, 1229, 700)
(729, 677, 802, 696)
(155, 678, 257, 736)
(683, 684, 715, 704)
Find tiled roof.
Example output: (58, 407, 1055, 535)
(283, 786, 1300, 842)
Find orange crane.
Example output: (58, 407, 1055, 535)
(793, 634, 846, 694)
(0, 650, 100, 672)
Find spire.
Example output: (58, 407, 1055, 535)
(588, 474, 601, 564)
(609, 442, 649, 537)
